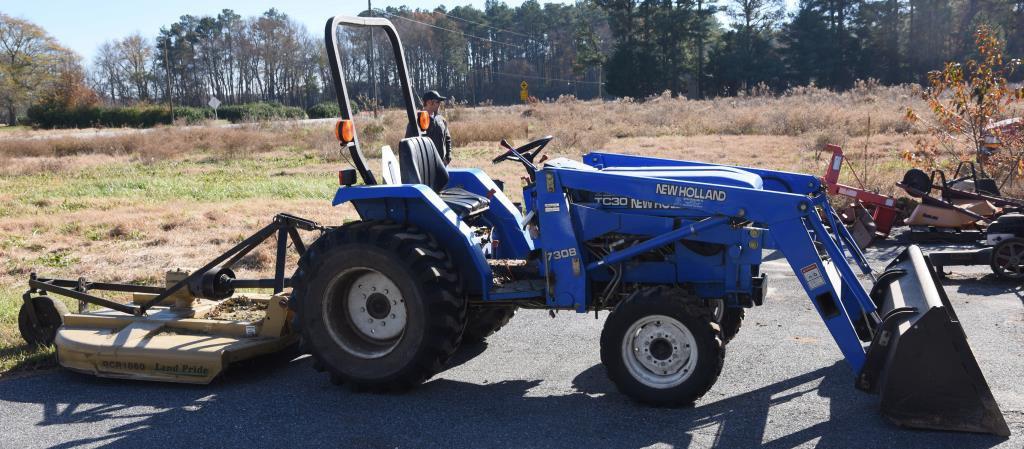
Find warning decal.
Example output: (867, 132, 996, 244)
(801, 264, 826, 290)
(838, 187, 858, 197)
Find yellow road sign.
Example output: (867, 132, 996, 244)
(520, 81, 529, 102)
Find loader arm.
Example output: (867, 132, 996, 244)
(539, 165, 1008, 435)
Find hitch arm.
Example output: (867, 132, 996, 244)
(27, 214, 322, 316)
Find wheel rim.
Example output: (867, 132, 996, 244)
(323, 268, 408, 359)
(994, 240, 1024, 279)
(621, 314, 698, 389)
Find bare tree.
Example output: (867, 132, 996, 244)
(0, 13, 70, 124)
(118, 33, 153, 101)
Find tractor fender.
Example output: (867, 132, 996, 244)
(447, 169, 533, 259)
(332, 185, 491, 296)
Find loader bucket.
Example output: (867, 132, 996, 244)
(858, 245, 1010, 436)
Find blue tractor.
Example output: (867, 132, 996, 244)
(18, 15, 1006, 437)
(285, 16, 1009, 436)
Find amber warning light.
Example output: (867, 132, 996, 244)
(335, 120, 355, 143)
(417, 111, 430, 132)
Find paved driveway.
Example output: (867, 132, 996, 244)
(1, 239, 1021, 448)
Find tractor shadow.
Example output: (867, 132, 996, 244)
(0, 355, 1009, 449)
(567, 362, 1007, 449)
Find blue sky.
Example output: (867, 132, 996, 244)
(4, 1, 571, 61)
(5, 0, 799, 62)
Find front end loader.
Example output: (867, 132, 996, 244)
(19, 15, 1009, 437)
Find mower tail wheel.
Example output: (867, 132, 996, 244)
(18, 296, 69, 346)
(462, 305, 517, 344)
(291, 220, 467, 391)
(991, 237, 1024, 281)
(601, 287, 724, 406)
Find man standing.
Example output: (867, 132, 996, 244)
(408, 90, 452, 164)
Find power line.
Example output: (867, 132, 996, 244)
(431, 9, 538, 41)
(375, 10, 603, 89)
(376, 10, 524, 49)
(472, 67, 605, 86)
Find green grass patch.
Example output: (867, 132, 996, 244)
(36, 249, 78, 269)
(0, 154, 339, 217)
(0, 235, 26, 250)
(0, 344, 58, 375)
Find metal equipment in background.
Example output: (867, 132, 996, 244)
(821, 144, 900, 248)
(928, 213, 1024, 281)
(898, 161, 1024, 243)
(20, 15, 1010, 437)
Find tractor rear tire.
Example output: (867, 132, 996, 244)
(291, 221, 466, 391)
(601, 287, 724, 406)
(18, 296, 68, 346)
(462, 305, 517, 344)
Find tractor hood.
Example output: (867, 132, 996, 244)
(602, 165, 764, 190)
(544, 158, 763, 190)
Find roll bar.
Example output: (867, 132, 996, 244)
(324, 15, 421, 186)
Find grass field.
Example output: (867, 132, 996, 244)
(0, 84, 933, 375)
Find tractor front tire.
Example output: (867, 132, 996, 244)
(291, 221, 466, 391)
(601, 287, 724, 406)
(462, 305, 517, 344)
(18, 296, 68, 346)
(711, 299, 745, 344)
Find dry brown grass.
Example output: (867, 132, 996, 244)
(448, 82, 925, 149)
(1, 83, 924, 170)
(0, 123, 340, 175)
(0, 86, 934, 373)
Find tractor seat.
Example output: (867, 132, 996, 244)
(398, 136, 489, 218)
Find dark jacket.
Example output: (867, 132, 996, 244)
(406, 114, 452, 164)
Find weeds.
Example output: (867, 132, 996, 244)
(36, 249, 78, 268)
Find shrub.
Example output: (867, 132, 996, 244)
(307, 102, 340, 119)
(26, 104, 212, 129)
(907, 26, 1024, 186)
(25, 102, 314, 129)
(217, 102, 307, 122)
(174, 107, 212, 125)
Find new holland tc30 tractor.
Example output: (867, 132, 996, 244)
(19, 15, 1008, 437)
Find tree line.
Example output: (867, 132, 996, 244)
(1, 1, 1022, 126)
(599, 0, 1023, 98)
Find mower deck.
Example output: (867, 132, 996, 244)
(56, 294, 294, 384)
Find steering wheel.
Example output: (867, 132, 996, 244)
(491, 136, 554, 165)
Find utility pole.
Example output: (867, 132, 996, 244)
(368, 0, 378, 114)
(163, 36, 174, 123)
(696, 0, 704, 99)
